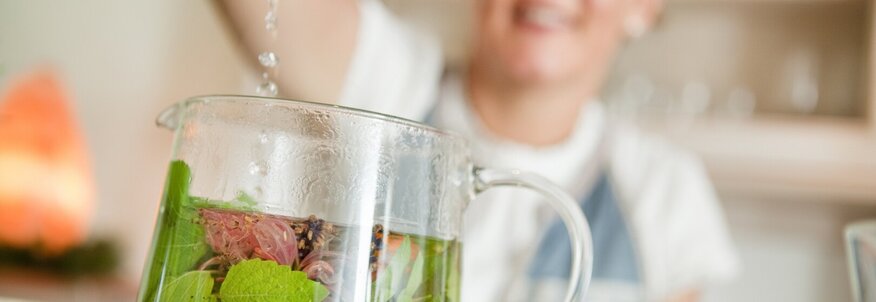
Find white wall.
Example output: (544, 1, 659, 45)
(706, 195, 876, 302)
(0, 0, 251, 283)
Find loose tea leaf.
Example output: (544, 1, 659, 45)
(220, 259, 329, 302)
(163, 271, 215, 302)
(294, 215, 336, 260)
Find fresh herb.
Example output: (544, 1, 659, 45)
(374, 266, 393, 302)
(397, 251, 425, 302)
(162, 271, 215, 302)
(373, 236, 415, 302)
(234, 191, 259, 208)
(370, 235, 461, 302)
(219, 258, 329, 302)
(190, 191, 258, 211)
(141, 160, 210, 301)
(388, 237, 412, 296)
(445, 249, 461, 302)
(164, 161, 210, 276)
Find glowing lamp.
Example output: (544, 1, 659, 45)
(0, 70, 95, 254)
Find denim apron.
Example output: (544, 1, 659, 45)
(527, 171, 642, 292)
(525, 140, 642, 301)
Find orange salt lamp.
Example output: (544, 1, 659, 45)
(0, 69, 95, 254)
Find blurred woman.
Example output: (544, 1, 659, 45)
(217, 0, 738, 301)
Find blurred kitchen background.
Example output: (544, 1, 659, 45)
(1, 0, 876, 301)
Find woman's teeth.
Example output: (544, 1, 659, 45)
(519, 7, 570, 30)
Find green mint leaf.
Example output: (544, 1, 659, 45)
(374, 267, 393, 302)
(397, 251, 425, 302)
(141, 160, 210, 301)
(234, 191, 259, 208)
(374, 236, 412, 301)
(446, 248, 461, 302)
(388, 236, 412, 297)
(163, 271, 215, 302)
(166, 212, 208, 276)
(220, 259, 329, 302)
(189, 192, 257, 211)
(164, 161, 209, 277)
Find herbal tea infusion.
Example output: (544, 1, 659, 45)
(139, 161, 461, 302)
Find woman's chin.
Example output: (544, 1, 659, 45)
(475, 44, 576, 86)
(501, 59, 571, 86)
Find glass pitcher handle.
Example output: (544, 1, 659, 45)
(473, 167, 593, 302)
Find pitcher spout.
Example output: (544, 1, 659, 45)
(155, 103, 181, 130)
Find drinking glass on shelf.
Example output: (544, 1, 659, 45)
(846, 221, 876, 302)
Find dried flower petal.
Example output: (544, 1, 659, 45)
(252, 217, 298, 266)
(200, 208, 260, 263)
(303, 260, 336, 285)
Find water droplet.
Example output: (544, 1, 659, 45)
(264, 11, 277, 31)
(258, 52, 279, 68)
(255, 0, 281, 96)
(257, 81, 278, 97)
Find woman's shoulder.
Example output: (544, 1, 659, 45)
(339, 0, 445, 121)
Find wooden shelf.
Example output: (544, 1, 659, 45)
(638, 114, 876, 204)
(0, 269, 137, 302)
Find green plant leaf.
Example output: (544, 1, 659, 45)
(220, 259, 329, 302)
(164, 161, 209, 277)
(373, 236, 412, 302)
(446, 250, 461, 302)
(389, 236, 412, 295)
(163, 270, 215, 302)
(189, 192, 257, 211)
(141, 160, 210, 301)
(234, 191, 259, 208)
(397, 251, 425, 302)
(374, 266, 393, 302)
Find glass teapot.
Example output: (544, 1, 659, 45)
(138, 95, 592, 302)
